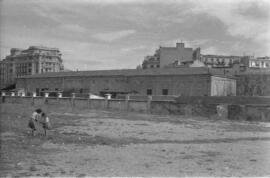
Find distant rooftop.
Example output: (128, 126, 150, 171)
(11, 48, 24, 51)
(6, 46, 62, 58)
(257, 56, 270, 60)
(202, 54, 242, 58)
(159, 42, 192, 50)
(28, 46, 60, 51)
(18, 67, 231, 79)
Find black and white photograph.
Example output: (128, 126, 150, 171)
(0, 0, 270, 177)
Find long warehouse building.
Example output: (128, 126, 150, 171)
(16, 67, 236, 97)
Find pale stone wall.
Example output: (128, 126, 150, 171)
(211, 76, 236, 96)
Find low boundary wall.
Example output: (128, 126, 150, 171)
(1, 96, 270, 121)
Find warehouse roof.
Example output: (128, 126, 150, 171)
(18, 67, 231, 78)
(236, 70, 270, 75)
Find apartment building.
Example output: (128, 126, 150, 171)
(142, 42, 201, 69)
(241, 56, 270, 69)
(200, 55, 241, 68)
(0, 46, 64, 89)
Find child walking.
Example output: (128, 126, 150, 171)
(28, 109, 42, 136)
(41, 112, 52, 136)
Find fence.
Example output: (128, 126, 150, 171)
(1, 93, 270, 121)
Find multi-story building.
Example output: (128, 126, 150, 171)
(0, 62, 7, 89)
(200, 55, 241, 68)
(141, 42, 270, 77)
(0, 46, 64, 89)
(142, 49, 161, 69)
(241, 56, 270, 69)
(142, 42, 201, 69)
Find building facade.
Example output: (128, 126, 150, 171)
(200, 55, 241, 68)
(142, 49, 161, 69)
(16, 67, 236, 97)
(142, 43, 201, 69)
(0, 46, 64, 89)
(241, 56, 270, 69)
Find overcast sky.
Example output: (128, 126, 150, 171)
(1, 0, 269, 70)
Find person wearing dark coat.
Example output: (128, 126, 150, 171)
(28, 109, 42, 136)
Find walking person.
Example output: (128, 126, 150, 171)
(28, 109, 42, 136)
(41, 112, 52, 136)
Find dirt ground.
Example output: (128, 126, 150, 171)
(1, 103, 270, 177)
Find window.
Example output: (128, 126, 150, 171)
(150, 65, 154, 68)
(147, 89, 152, 95)
(162, 89, 168, 95)
(157, 65, 160, 68)
(36, 88, 40, 95)
(255, 62, 259, 67)
(79, 88, 83, 93)
(28, 69, 31, 73)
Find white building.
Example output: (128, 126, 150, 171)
(0, 46, 64, 89)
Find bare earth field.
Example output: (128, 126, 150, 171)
(1, 103, 270, 177)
